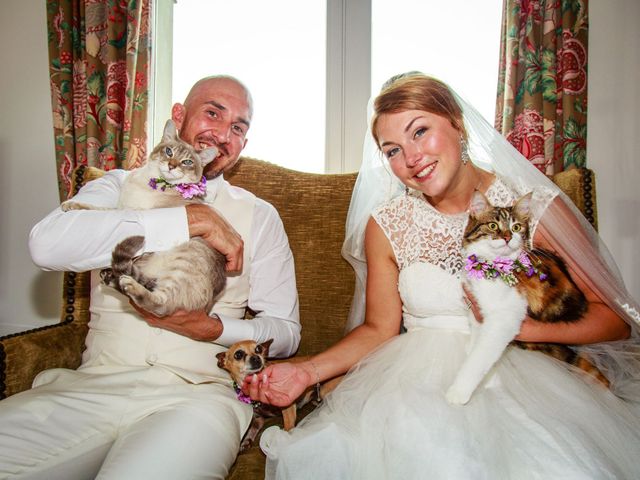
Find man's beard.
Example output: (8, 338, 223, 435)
(204, 162, 225, 180)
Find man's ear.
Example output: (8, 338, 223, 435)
(171, 103, 186, 131)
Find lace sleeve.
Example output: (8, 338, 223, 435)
(372, 196, 415, 270)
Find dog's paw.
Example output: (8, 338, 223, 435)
(445, 385, 472, 406)
(239, 437, 254, 452)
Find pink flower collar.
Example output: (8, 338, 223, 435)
(148, 176, 207, 199)
(465, 251, 547, 286)
(233, 382, 260, 407)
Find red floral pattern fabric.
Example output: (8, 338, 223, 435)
(495, 0, 588, 174)
(46, 0, 150, 200)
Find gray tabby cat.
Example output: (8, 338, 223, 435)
(446, 190, 593, 405)
(61, 119, 227, 317)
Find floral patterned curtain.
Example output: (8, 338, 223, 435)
(495, 0, 588, 175)
(47, 0, 151, 201)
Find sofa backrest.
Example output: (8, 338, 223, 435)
(226, 158, 357, 356)
(0, 161, 598, 399)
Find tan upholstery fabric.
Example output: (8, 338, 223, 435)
(0, 159, 597, 478)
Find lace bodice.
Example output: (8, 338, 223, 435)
(372, 177, 555, 326)
(372, 177, 555, 275)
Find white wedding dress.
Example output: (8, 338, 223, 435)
(260, 179, 640, 480)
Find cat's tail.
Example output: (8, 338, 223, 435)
(112, 235, 145, 277)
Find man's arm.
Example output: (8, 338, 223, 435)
(31, 173, 300, 354)
(136, 200, 300, 356)
(216, 200, 301, 358)
(29, 170, 189, 272)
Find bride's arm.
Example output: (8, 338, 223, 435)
(243, 217, 403, 407)
(515, 198, 630, 344)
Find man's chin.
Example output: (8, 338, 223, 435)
(203, 157, 240, 180)
(204, 165, 224, 180)
(209, 172, 225, 181)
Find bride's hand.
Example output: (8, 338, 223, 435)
(242, 362, 314, 407)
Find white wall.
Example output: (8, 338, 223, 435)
(0, 1, 638, 336)
(588, 0, 640, 302)
(0, 0, 62, 335)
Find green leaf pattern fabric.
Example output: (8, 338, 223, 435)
(496, 0, 588, 174)
(46, 0, 151, 200)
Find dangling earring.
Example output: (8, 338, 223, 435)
(405, 186, 410, 196)
(460, 135, 470, 165)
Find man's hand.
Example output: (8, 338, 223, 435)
(131, 302, 223, 341)
(186, 204, 244, 273)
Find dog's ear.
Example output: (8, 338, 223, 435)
(216, 351, 227, 369)
(258, 338, 275, 357)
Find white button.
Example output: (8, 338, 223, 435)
(147, 354, 158, 363)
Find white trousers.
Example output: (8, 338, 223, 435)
(0, 366, 252, 480)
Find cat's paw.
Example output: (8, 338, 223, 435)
(445, 385, 472, 406)
(61, 200, 93, 211)
(118, 275, 139, 294)
(60, 201, 79, 212)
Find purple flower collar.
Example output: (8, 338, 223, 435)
(465, 251, 547, 286)
(233, 382, 261, 407)
(148, 176, 207, 199)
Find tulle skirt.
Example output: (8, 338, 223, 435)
(261, 326, 640, 480)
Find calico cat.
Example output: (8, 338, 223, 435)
(445, 190, 603, 405)
(61, 119, 227, 317)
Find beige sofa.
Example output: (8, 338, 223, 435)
(0, 158, 598, 478)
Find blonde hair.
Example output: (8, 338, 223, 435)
(371, 74, 466, 148)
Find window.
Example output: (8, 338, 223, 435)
(371, 0, 503, 126)
(153, 0, 502, 173)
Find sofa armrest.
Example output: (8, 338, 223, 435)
(0, 271, 91, 399)
(551, 167, 598, 230)
(0, 165, 105, 399)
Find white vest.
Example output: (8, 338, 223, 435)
(80, 178, 256, 384)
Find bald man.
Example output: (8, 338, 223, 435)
(1, 76, 300, 479)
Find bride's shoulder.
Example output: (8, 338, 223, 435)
(373, 194, 416, 219)
(489, 174, 558, 208)
(486, 175, 520, 206)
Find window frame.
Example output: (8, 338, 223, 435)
(151, 0, 371, 174)
(325, 0, 371, 173)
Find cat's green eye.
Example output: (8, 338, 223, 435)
(165, 147, 173, 158)
(487, 222, 499, 231)
(512, 223, 522, 233)
(182, 159, 194, 166)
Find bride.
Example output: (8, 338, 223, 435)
(243, 73, 640, 479)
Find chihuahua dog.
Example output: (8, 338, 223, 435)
(217, 339, 342, 451)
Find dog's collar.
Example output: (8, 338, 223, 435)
(233, 382, 261, 407)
